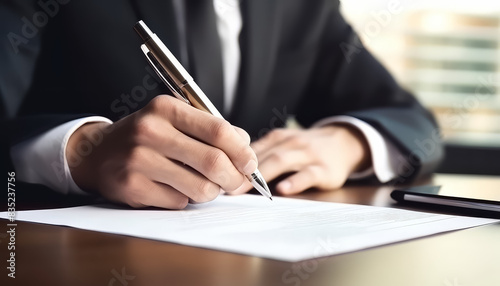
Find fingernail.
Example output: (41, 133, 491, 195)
(278, 180, 292, 193)
(243, 160, 257, 175)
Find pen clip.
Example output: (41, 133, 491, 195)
(140, 44, 191, 105)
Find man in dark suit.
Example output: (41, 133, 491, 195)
(1, 0, 443, 209)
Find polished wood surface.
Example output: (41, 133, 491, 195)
(1, 174, 499, 286)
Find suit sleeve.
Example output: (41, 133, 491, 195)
(295, 3, 444, 183)
(0, 2, 91, 171)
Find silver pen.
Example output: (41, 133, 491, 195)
(134, 20, 272, 200)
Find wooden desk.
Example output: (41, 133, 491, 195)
(1, 174, 499, 286)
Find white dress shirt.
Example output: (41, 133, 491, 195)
(11, 0, 402, 194)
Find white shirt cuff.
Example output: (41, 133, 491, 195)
(313, 115, 403, 183)
(10, 116, 113, 195)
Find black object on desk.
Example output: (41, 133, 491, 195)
(391, 185, 500, 214)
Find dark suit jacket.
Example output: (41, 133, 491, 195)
(0, 0, 443, 184)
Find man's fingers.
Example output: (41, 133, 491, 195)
(161, 130, 246, 192)
(275, 166, 325, 195)
(231, 149, 318, 196)
(108, 173, 189, 210)
(162, 163, 222, 204)
(257, 150, 313, 182)
(229, 149, 312, 196)
(226, 179, 253, 195)
(128, 147, 222, 203)
(153, 96, 257, 176)
(140, 180, 190, 210)
(131, 112, 246, 192)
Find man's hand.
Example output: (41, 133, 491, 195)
(66, 95, 257, 209)
(233, 125, 371, 195)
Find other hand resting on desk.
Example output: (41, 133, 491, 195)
(232, 126, 371, 196)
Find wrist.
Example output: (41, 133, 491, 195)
(322, 124, 372, 174)
(66, 122, 111, 192)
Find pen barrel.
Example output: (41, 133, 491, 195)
(138, 23, 223, 119)
(144, 35, 190, 89)
(134, 21, 153, 42)
(180, 82, 223, 118)
(135, 21, 187, 87)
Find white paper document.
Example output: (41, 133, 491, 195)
(1, 195, 497, 262)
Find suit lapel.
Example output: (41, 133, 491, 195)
(229, 0, 280, 122)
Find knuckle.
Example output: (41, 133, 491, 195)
(268, 128, 287, 141)
(306, 166, 322, 181)
(145, 96, 163, 113)
(147, 95, 184, 121)
(217, 169, 243, 191)
(202, 149, 226, 173)
(225, 174, 245, 192)
(194, 180, 218, 203)
(133, 116, 157, 145)
(120, 171, 139, 188)
(290, 136, 308, 147)
(217, 170, 232, 187)
(164, 97, 184, 122)
(233, 145, 255, 165)
(147, 95, 172, 113)
(120, 175, 146, 208)
(269, 152, 287, 165)
(125, 147, 147, 170)
(209, 120, 233, 143)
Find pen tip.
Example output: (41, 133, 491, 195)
(269, 197, 273, 201)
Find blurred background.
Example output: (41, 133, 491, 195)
(341, 0, 500, 175)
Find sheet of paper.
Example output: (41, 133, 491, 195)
(1, 195, 497, 262)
